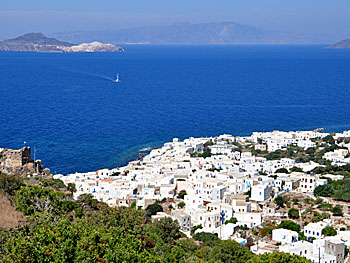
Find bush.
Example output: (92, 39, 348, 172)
(178, 202, 185, 209)
(274, 195, 286, 208)
(278, 220, 300, 232)
(225, 217, 238, 224)
(146, 203, 163, 216)
(314, 184, 334, 197)
(211, 240, 253, 263)
(275, 168, 288, 174)
(332, 205, 343, 216)
(190, 224, 203, 236)
(177, 190, 187, 199)
(288, 208, 299, 219)
(322, 226, 337, 237)
(193, 232, 219, 243)
(0, 175, 24, 196)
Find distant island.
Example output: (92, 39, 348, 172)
(0, 33, 124, 53)
(51, 21, 314, 45)
(327, 39, 350, 49)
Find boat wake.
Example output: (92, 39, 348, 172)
(57, 68, 115, 82)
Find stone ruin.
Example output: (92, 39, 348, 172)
(0, 147, 47, 176)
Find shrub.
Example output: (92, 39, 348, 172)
(288, 208, 299, 219)
(278, 220, 300, 232)
(322, 226, 337, 237)
(178, 202, 185, 209)
(0, 175, 24, 196)
(332, 205, 343, 216)
(146, 203, 163, 216)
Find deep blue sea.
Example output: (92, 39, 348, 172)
(1, 45, 350, 174)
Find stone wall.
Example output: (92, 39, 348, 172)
(0, 147, 43, 176)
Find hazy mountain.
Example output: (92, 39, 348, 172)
(328, 39, 350, 49)
(0, 33, 123, 52)
(51, 21, 315, 45)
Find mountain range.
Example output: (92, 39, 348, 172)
(51, 21, 317, 45)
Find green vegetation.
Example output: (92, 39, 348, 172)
(278, 220, 300, 232)
(190, 224, 203, 236)
(332, 204, 343, 216)
(0, 174, 24, 196)
(0, 182, 260, 262)
(288, 208, 299, 219)
(146, 202, 163, 216)
(322, 226, 337, 237)
(274, 195, 286, 208)
(177, 190, 187, 199)
(275, 168, 289, 174)
(178, 201, 185, 209)
(225, 217, 238, 224)
(314, 180, 350, 202)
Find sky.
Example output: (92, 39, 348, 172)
(1, 0, 350, 41)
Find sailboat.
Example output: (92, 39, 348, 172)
(114, 73, 120, 83)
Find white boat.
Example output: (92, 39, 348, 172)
(114, 73, 120, 83)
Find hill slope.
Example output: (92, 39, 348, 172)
(328, 39, 350, 49)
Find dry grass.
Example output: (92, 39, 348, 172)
(0, 193, 26, 229)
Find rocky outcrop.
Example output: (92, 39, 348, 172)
(0, 147, 43, 176)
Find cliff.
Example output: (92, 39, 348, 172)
(0, 33, 124, 53)
(327, 39, 350, 49)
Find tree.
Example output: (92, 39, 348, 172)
(178, 202, 185, 209)
(225, 217, 238, 224)
(177, 190, 187, 199)
(278, 220, 300, 232)
(290, 167, 304, 173)
(314, 184, 334, 197)
(67, 183, 76, 194)
(193, 232, 219, 243)
(248, 252, 312, 263)
(323, 135, 335, 145)
(147, 217, 182, 245)
(190, 224, 203, 236)
(288, 208, 299, 219)
(15, 184, 69, 216)
(146, 203, 163, 216)
(332, 205, 343, 216)
(0, 175, 24, 196)
(322, 226, 337, 237)
(275, 168, 288, 174)
(275, 195, 286, 208)
(210, 240, 254, 263)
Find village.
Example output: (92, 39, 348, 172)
(55, 129, 350, 263)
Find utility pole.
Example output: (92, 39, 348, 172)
(34, 147, 36, 163)
(318, 246, 320, 263)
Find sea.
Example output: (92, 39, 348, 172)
(1, 45, 350, 174)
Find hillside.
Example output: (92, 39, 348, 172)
(0, 33, 124, 52)
(328, 39, 350, 49)
(0, 173, 311, 262)
(0, 33, 73, 52)
(52, 21, 311, 45)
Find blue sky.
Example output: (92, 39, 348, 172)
(1, 0, 349, 40)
